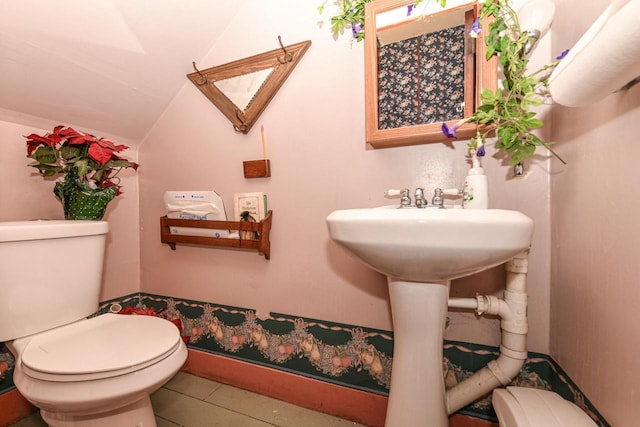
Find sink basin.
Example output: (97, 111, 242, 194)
(326, 206, 534, 426)
(326, 207, 534, 282)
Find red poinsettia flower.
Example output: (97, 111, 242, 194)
(58, 126, 94, 145)
(25, 125, 138, 194)
(88, 137, 131, 165)
(25, 132, 63, 156)
(88, 142, 114, 165)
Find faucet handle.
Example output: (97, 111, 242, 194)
(432, 188, 444, 208)
(442, 188, 462, 196)
(385, 188, 411, 208)
(432, 188, 462, 208)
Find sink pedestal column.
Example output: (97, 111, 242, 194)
(386, 279, 450, 427)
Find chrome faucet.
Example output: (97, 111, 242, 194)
(386, 187, 460, 208)
(432, 188, 462, 208)
(415, 188, 427, 208)
(399, 188, 411, 208)
(432, 188, 444, 208)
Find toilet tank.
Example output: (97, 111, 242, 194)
(0, 220, 109, 342)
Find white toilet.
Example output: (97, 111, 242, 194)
(493, 386, 598, 426)
(0, 220, 187, 426)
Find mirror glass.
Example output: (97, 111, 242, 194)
(213, 67, 275, 111)
(365, 0, 497, 148)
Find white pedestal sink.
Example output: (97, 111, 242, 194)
(326, 207, 534, 426)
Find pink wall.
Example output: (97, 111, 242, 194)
(0, 115, 140, 301)
(550, 0, 640, 424)
(0, 0, 572, 404)
(138, 0, 552, 353)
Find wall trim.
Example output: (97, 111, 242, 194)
(183, 348, 497, 427)
(96, 292, 606, 425)
(183, 348, 387, 425)
(0, 388, 35, 426)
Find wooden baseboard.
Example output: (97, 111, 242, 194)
(0, 388, 36, 427)
(182, 349, 387, 426)
(182, 349, 498, 427)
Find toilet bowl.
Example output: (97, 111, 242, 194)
(492, 386, 597, 427)
(0, 220, 188, 426)
(8, 313, 187, 426)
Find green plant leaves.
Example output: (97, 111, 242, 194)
(74, 158, 89, 179)
(472, 0, 564, 165)
(30, 146, 57, 164)
(328, 0, 370, 40)
(59, 145, 80, 160)
(32, 163, 63, 177)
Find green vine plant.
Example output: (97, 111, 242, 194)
(319, 0, 567, 165)
(318, 0, 444, 41)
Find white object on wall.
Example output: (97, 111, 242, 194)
(549, 0, 640, 107)
(164, 191, 229, 238)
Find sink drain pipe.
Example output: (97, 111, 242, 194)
(445, 251, 530, 414)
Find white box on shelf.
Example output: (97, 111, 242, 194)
(164, 191, 229, 238)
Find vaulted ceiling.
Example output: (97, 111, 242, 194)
(0, 0, 247, 140)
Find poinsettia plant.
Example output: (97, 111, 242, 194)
(25, 125, 138, 195)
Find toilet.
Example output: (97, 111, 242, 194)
(493, 386, 598, 426)
(0, 220, 187, 426)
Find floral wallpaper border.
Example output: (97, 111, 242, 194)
(0, 292, 608, 425)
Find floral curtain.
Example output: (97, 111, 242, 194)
(378, 25, 466, 129)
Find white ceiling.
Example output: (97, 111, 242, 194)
(0, 0, 246, 140)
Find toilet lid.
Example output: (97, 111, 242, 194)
(493, 387, 597, 427)
(21, 313, 182, 382)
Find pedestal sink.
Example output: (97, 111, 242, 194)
(326, 206, 534, 426)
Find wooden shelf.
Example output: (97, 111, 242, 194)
(160, 211, 272, 259)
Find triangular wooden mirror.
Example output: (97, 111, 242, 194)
(187, 39, 311, 134)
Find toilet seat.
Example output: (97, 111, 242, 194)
(492, 386, 597, 427)
(20, 313, 182, 382)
